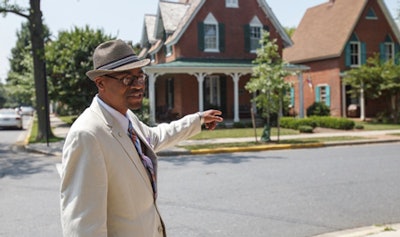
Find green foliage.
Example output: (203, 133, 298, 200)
(132, 98, 150, 125)
(281, 116, 355, 130)
(280, 117, 317, 130)
(245, 31, 293, 139)
(298, 125, 314, 133)
(46, 26, 114, 115)
(344, 55, 400, 123)
(3, 22, 51, 107)
(306, 102, 330, 116)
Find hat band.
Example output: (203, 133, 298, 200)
(97, 55, 139, 70)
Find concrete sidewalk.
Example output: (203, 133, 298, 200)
(22, 114, 400, 237)
(24, 113, 400, 157)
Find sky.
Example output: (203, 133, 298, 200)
(0, 0, 398, 83)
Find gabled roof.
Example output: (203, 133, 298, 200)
(159, 1, 190, 33)
(141, 14, 157, 45)
(283, 0, 400, 64)
(146, 0, 292, 48)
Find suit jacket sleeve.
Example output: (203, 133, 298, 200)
(133, 113, 202, 153)
(60, 129, 108, 237)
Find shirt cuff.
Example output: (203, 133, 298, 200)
(197, 112, 204, 124)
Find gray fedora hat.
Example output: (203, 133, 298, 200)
(86, 39, 150, 80)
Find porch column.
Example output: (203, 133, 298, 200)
(360, 82, 365, 121)
(148, 73, 158, 125)
(230, 73, 242, 122)
(298, 72, 305, 118)
(341, 78, 347, 117)
(194, 73, 206, 111)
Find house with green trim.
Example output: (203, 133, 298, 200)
(283, 0, 400, 119)
(139, 0, 293, 124)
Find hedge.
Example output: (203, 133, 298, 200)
(280, 116, 355, 130)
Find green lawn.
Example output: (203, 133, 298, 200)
(356, 121, 400, 130)
(191, 127, 299, 140)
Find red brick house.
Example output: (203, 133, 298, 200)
(139, 0, 293, 124)
(283, 0, 400, 119)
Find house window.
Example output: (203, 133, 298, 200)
(165, 33, 173, 57)
(205, 75, 221, 107)
(380, 35, 395, 62)
(250, 26, 262, 52)
(350, 42, 361, 66)
(203, 13, 219, 52)
(345, 33, 366, 67)
(315, 85, 331, 107)
(289, 87, 295, 108)
(150, 54, 155, 63)
(384, 42, 394, 61)
(247, 16, 263, 53)
(226, 0, 238, 8)
(204, 24, 218, 51)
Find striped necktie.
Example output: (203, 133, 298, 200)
(128, 120, 157, 199)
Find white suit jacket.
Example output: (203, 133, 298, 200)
(60, 98, 201, 237)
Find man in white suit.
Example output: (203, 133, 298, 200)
(60, 39, 223, 237)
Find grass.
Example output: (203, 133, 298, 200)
(58, 115, 77, 125)
(180, 136, 368, 150)
(191, 127, 299, 140)
(28, 117, 64, 143)
(356, 121, 400, 130)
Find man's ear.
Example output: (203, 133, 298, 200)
(95, 77, 105, 90)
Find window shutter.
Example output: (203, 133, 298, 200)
(345, 43, 351, 66)
(198, 22, 204, 51)
(244, 24, 250, 52)
(395, 43, 400, 65)
(380, 43, 386, 61)
(315, 86, 321, 102)
(325, 86, 331, 107)
(290, 87, 295, 107)
(361, 42, 367, 65)
(219, 23, 225, 52)
(263, 25, 270, 33)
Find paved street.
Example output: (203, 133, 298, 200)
(0, 142, 399, 236)
(157, 143, 400, 237)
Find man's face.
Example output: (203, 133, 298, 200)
(96, 68, 146, 114)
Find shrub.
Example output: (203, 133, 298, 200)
(307, 102, 330, 116)
(281, 116, 355, 130)
(355, 124, 364, 129)
(298, 125, 314, 133)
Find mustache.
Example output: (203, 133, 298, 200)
(127, 88, 144, 94)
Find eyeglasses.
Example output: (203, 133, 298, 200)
(104, 73, 147, 86)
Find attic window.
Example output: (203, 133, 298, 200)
(203, 13, 219, 52)
(226, 0, 238, 8)
(366, 8, 377, 20)
(249, 16, 263, 53)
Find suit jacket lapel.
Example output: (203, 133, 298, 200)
(90, 99, 154, 193)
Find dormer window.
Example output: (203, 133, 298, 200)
(244, 16, 265, 53)
(345, 33, 366, 67)
(380, 35, 395, 62)
(203, 13, 219, 52)
(226, 0, 238, 8)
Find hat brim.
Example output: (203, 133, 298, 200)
(86, 58, 151, 80)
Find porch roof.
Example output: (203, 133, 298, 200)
(143, 58, 309, 75)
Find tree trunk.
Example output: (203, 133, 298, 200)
(29, 0, 51, 141)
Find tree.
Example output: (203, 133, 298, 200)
(245, 31, 293, 142)
(46, 26, 114, 115)
(1, 0, 51, 141)
(344, 55, 400, 123)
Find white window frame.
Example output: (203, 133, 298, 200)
(384, 42, 395, 62)
(226, 0, 238, 8)
(204, 13, 219, 52)
(205, 75, 221, 106)
(249, 16, 263, 53)
(350, 41, 361, 67)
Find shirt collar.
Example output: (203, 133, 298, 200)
(96, 95, 130, 131)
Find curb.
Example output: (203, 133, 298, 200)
(313, 223, 400, 237)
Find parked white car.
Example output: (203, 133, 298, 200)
(20, 106, 35, 116)
(0, 108, 23, 130)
